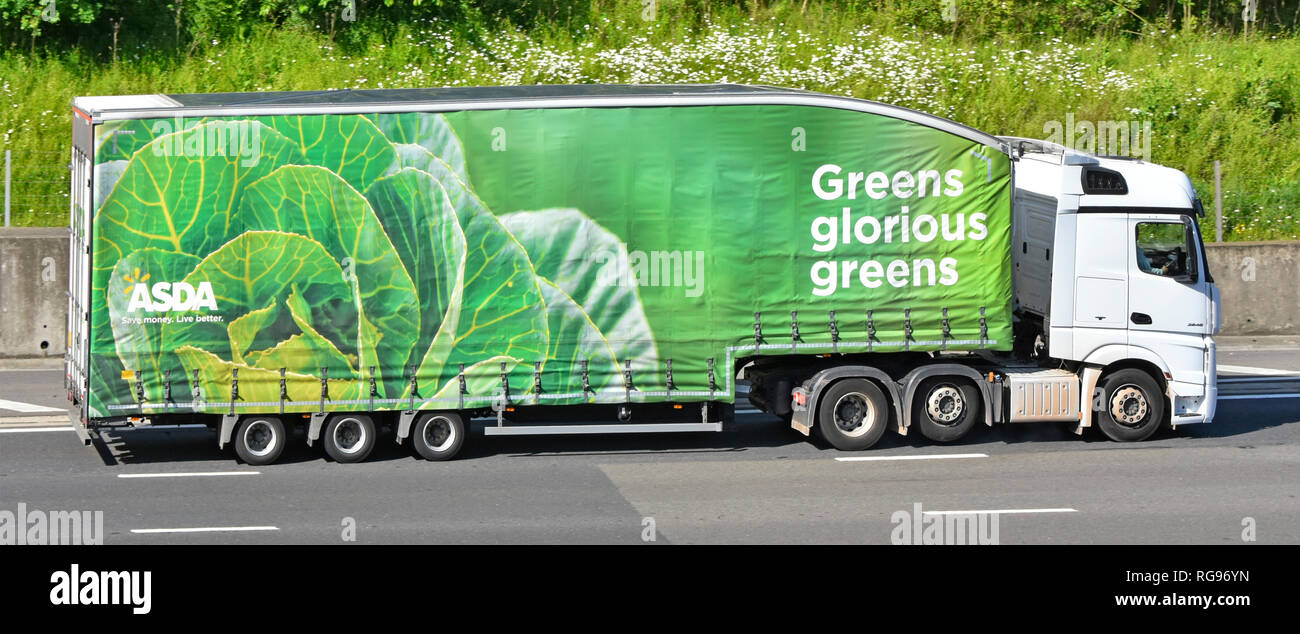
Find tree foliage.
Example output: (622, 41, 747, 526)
(3, 1, 1297, 57)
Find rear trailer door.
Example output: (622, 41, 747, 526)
(67, 110, 93, 423)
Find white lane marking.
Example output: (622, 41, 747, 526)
(118, 471, 260, 479)
(923, 508, 1077, 515)
(1217, 346, 1300, 352)
(1217, 376, 1300, 383)
(0, 426, 70, 433)
(1219, 393, 1300, 400)
(1217, 364, 1300, 376)
(0, 415, 69, 425)
(835, 453, 988, 462)
(130, 526, 279, 534)
(0, 399, 65, 413)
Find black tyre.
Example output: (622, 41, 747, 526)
(234, 416, 286, 465)
(816, 378, 889, 451)
(913, 378, 981, 443)
(1095, 369, 1165, 442)
(412, 412, 465, 461)
(323, 413, 376, 463)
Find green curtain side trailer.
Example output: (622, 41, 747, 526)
(66, 84, 1208, 464)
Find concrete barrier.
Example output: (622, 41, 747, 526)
(1206, 241, 1300, 335)
(0, 229, 1296, 358)
(0, 227, 68, 359)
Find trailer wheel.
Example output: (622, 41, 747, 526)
(817, 378, 888, 451)
(234, 416, 286, 465)
(412, 412, 465, 461)
(323, 414, 376, 463)
(1095, 369, 1164, 442)
(913, 378, 981, 443)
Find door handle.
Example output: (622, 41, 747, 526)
(1130, 312, 1152, 325)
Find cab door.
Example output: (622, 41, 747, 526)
(1127, 214, 1209, 334)
(1126, 213, 1213, 386)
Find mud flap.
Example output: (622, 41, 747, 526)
(306, 412, 328, 447)
(396, 410, 418, 444)
(790, 386, 812, 436)
(218, 413, 238, 450)
(1076, 366, 1103, 435)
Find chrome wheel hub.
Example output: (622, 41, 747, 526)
(926, 386, 964, 425)
(1110, 386, 1149, 426)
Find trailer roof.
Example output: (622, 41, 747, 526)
(72, 83, 1007, 152)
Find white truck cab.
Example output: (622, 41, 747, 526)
(1006, 137, 1219, 435)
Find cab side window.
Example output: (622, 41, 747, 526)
(1135, 221, 1197, 283)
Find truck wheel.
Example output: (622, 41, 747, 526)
(817, 378, 888, 451)
(1095, 369, 1164, 442)
(234, 416, 285, 465)
(323, 414, 376, 463)
(412, 412, 465, 461)
(913, 379, 981, 442)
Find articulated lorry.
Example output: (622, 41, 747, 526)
(65, 84, 1220, 464)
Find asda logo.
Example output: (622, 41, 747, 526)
(124, 279, 218, 313)
(126, 281, 218, 312)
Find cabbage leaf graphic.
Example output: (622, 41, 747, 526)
(90, 112, 657, 416)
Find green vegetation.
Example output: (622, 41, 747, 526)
(2, 1, 1298, 239)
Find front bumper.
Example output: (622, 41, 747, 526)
(1169, 338, 1217, 425)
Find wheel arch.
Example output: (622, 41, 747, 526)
(1082, 344, 1172, 387)
(1097, 358, 1169, 392)
(899, 364, 996, 431)
(804, 366, 905, 435)
(219, 413, 289, 450)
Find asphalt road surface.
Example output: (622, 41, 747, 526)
(1, 341, 1297, 544)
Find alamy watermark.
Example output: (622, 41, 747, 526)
(941, 0, 958, 23)
(0, 502, 104, 545)
(891, 503, 999, 545)
(593, 248, 705, 298)
(148, 118, 262, 167)
(50, 564, 151, 615)
(1043, 114, 1152, 162)
(39, 0, 58, 22)
(1242, 0, 1258, 25)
